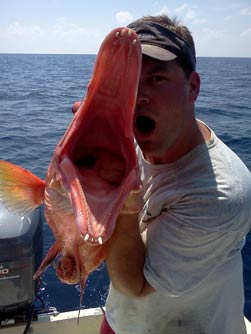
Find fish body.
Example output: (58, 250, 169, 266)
(0, 27, 142, 293)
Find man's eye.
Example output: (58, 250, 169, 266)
(152, 75, 166, 83)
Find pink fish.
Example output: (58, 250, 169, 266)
(0, 27, 142, 303)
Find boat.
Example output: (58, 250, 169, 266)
(0, 307, 103, 334)
(1, 306, 250, 334)
(0, 201, 104, 333)
(0, 197, 250, 334)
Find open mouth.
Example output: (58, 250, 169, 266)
(135, 115, 156, 134)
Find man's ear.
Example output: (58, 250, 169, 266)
(188, 71, 200, 102)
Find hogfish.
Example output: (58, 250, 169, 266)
(0, 27, 142, 300)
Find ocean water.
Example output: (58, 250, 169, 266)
(0, 54, 250, 312)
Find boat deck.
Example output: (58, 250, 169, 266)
(0, 307, 250, 333)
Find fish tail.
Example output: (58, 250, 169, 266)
(0, 160, 45, 216)
(33, 241, 62, 280)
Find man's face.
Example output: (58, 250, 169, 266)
(133, 56, 199, 164)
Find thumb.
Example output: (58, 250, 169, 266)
(120, 186, 144, 215)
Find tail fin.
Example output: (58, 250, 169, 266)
(0, 160, 45, 216)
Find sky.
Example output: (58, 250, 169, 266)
(1, 0, 251, 57)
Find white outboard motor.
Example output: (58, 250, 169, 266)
(0, 202, 43, 321)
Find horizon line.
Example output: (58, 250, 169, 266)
(0, 53, 251, 59)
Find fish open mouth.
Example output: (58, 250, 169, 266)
(75, 149, 125, 186)
(69, 147, 128, 244)
(60, 26, 142, 246)
(135, 115, 156, 134)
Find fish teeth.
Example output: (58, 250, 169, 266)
(121, 28, 126, 36)
(82, 234, 103, 245)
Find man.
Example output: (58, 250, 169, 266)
(99, 15, 251, 334)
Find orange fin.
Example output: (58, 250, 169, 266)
(33, 241, 62, 280)
(0, 160, 45, 216)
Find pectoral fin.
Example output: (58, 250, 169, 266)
(33, 240, 62, 280)
(0, 160, 45, 216)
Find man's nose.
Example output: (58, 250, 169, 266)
(136, 84, 150, 105)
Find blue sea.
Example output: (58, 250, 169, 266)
(0, 54, 250, 313)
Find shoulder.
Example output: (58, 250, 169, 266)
(208, 134, 251, 200)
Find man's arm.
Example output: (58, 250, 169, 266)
(104, 211, 155, 297)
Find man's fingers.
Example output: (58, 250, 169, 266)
(121, 185, 144, 214)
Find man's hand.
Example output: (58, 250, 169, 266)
(120, 186, 144, 215)
(72, 100, 82, 114)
